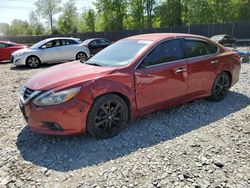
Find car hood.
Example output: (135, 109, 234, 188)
(12, 48, 35, 54)
(26, 61, 116, 90)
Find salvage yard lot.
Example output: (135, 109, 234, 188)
(0, 62, 249, 187)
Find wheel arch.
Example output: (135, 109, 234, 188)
(76, 51, 87, 60)
(221, 70, 232, 87)
(25, 54, 41, 65)
(91, 92, 132, 122)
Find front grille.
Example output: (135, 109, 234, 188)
(23, 87, 35, 100)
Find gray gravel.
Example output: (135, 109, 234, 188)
(0, 62, 249, 188)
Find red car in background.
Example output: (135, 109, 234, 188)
(19, 33, 241, 139)
(0, 41, 26, 61)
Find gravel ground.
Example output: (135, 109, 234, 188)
(0, 62, 249, 188)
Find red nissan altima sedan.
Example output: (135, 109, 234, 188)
(19, 33, 241, 138)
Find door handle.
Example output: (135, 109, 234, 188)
(175, 67, 186, 74)
(210, 60, 218, 64)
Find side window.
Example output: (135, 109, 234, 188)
(7, 44, 14, 47)
(0, 43, 6, 48)
(67, 39, 76, 45)
(142, 39, 182, 67)
(99, 39, 110, 45)
(97, 39, 105, 44)
(41, 40, 61, 49)
(61, 39, 76, 46)
(184, 40, 218, 58)
(90, 40, 97, 46)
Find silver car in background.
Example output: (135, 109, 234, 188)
(11, 37, 90, 68)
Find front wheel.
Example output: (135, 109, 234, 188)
(207, 72, 230, 102)
(87, 94, 129, 139)
(26, 56, 41, 68)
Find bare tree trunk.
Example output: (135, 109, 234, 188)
(49, 14, 53, 33)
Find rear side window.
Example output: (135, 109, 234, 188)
(0, 43, 6, 48)
(184, 40, 218, 58)
(61, 39, 77, 45)
(143, 39, 183, 67)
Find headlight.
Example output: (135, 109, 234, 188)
(33, 87, 81, 107)
(15, 52, 26, 58)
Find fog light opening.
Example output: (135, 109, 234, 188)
(42, 121, 64, 131)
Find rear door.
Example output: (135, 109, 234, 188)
(59, 39, 79, 61)
(135, 39, 188, 113)
(184, 38, 221, 99)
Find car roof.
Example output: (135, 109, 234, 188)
(126, 33, 208, 42)
(84, 38, 110, 42)
(0, 40, 20, 45)
(44, 37, 81, 41)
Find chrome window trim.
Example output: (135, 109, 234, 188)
(134, 37, 221, 71)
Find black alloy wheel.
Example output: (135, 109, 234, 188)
(208, 72, 230, 101)
(87, 94, 129, 139)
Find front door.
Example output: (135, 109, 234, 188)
(40, 39, 62, 63)
(135, 39, 188, 114)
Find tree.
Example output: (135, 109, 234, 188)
(95, 0, 128, 31)
(0, 23, 10, 36)
(28, 11, 45, 35)
(9, 19, 30, 36)
(130, 0, 144, 29)
(58, 0, 78, 33)
(35, 0, 61, 33)
(80, 9, 96, 32)
(185, 0, 212, 25)
(144, 0, 156, 28)
(154, 0, 182, 27)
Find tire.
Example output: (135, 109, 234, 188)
(26, 56, 41, 68)
(76, 52, 87, 62)
(207, 72, 230, 102)
(87, 94, 129, 139)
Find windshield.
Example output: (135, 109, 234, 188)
(86, 39, 152, 67)
(30, 39, 49, 49)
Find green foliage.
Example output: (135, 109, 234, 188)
(35, 0, 61, 33)
(95, 0, 128, 31)
(58, 1, 78, 33)
(9, 19, 30, 36)
(1, 0, 250, 36)
(129, 0, 145, 29)
(79, 9, 96, 32)
(28, 11, 45, 35)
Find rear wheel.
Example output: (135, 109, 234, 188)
(76, 52, 87, 62)
(87, 94, 129, 139)
(207, 72, 230, 102)
(26, 56, 41, 68)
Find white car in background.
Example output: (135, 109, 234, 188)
(11, 37, 90, 68)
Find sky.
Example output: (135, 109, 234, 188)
(0, 0, 96, 24)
